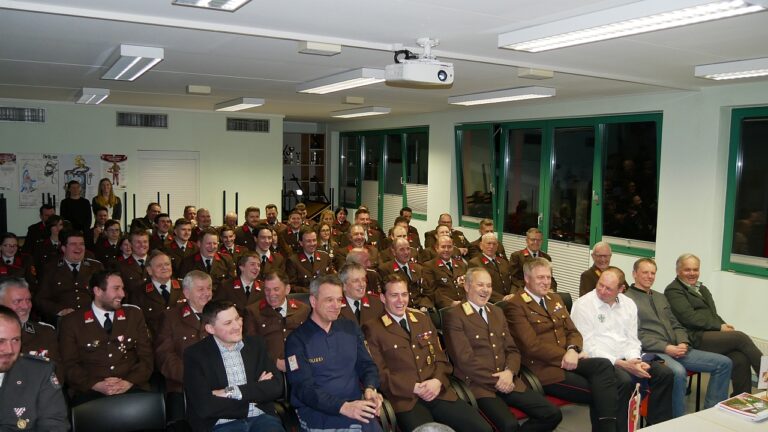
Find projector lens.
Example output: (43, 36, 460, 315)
(437, 70, 448, 82)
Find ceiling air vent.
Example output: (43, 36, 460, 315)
(117, 112, 168, 128)
(0, 107, 46, 123)
(226, 117, 269, 133)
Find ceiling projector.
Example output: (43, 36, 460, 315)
(385, 38, 454, 86)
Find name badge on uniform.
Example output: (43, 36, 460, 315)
(288, 354, 299, 371)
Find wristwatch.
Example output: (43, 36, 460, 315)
(566, 344, 582, 353)
(224, 386, 236, 399)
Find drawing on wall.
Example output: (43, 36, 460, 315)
(18, 153, 60, 208)
(60, 153, 100, 200)
(0, 153, 17, 191)
(101, 154, 128, 190)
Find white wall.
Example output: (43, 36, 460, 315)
(0, 99, 284, 233)
(329, 81, 768, 340)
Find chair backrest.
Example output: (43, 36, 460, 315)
(557, 292, 573, 313)
(72, 392, 166, 432)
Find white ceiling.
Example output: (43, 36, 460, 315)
(1, 0, 767, 121)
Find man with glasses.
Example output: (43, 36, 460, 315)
(579, 242, 612, 296)
(509, 228, 558, 292)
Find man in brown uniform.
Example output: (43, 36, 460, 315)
(278, 211, 304, 256)
(345, 247, 382, 295)
(335, 224, 380, 270)
(378, 237, 433, 312)
(21, 203, 55, 254)
(286, 227, 333, 293)
(443, 267, 561, 432)
(503, 258, 616, 432)
(423, 235, 468, 309)
(163, 218, 198, 275)
(509, 228, 558, 292)
(245, 270, 309, 373)
(148, 213, 173, 252)
(468, 233, 514, 302)
(234, 206, 261, 251)
(92, 219, 122, 264)
(219, 225, 246, 265)
(254, 226, 286, 278)
(0, 277, 61, 373)
(363, 274, 491, 432)
(215, 251, 265, 311)
(178, 229, 236, 290)
(423, 213, 470, 256)
(118, 230, 150, 300)
(263, 203, 286, 233)
(155, 270, 212, 424)
(58, 271, 153, 406)
(579, 242, 612, 297)
(467, 218, 508, 260)
(130, 250, 185, 337)
(337, 263, 384, 326)
(35, 230, 104, 323)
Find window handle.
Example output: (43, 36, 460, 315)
(592, 189, 600, 206)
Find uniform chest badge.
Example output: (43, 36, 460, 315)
(116, 309, 126, 320)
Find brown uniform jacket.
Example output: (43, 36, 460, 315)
(177, 252, 236, 290)
(333, 244, 380, 271)
(149, 232, 173, 252)
(338, 294, 385, 326)
(21, 320, 62, 379)
(234, 224, 258, 251)
(154, 303, 207, 393)
(363, 309, 457, 413)
(93, 239, 120, 267)
(378, 260, 433, 310)
(219, 244, 247, 267)
(467, 254, 513, 302)
(417, 246, 462, 264)
(245, 298, 310, 362)
(118, 256, 149, 299)
(36, 258, 104, 321)
(278, 227, 303, 257)
(423, 257, 468, 309)
(255, 250, 287, 280)
(467, 239, 508, 262)
(58, 304, 154, 394)
(509, 249, 558, 292)
(579, 265, 602, 297)
(502, 291, 581, 386)
(214, 277, 264, 311)
(424, 229, 470, 252)
(163, 240, 198, 275)
(285, 251, 333, 293)
(442, 302, 525, 399)
(131, 279, 186, 337)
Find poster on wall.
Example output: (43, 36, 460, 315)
(59, 153, 100, 201)
(18, 153, 60, 208)
(0, 153, 17, 191)
(100, 154, 128, 190)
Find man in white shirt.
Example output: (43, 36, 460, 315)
(572, 268, 674, 428)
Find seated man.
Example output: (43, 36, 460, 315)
(624, 258, 731, 418)
(155, 270, 213, 424)
(149, 212, 173, 252)
(286, 275, 383, 431)
(423, 213, 469, 256)
(131, 250, 185, 337)
(571, 268, 674, 427)
(665, 253, 763, 396)
(58, 271, 153, 405)
(184, 300, 285, 432)
(335, 224, 380, 271)
(93, 219, 123, 264)
(216, 252, 265, 311)
(467, 218, 507, 260)
(190, 208, 213, 242)
(378, 237, 432, 312)
(219, 225, 247, 265)
(245, 270, 310, 372)
(129, 202, 160, 233)
(443, 267, 562, 432)
(503, 258, 617, 432)
(468, 233, 513, 302)
(579, 242, 612, 297)
(234, 206, 261, 251)
(254, 226, 286, 277)
(423, 235, 468, 309)
(363, 274, 491, 432)
(118, 229, 150, 299)
(338, 263, 385, 325)
(278, 211, 304, 256)
(0, 305, 68, 431)
(163, 218, 198, 275)
(508, 228, 557, 292)
(345, 247, 382, 295)
(178, 229, 237, 290)
(399, 207, 422, 251)
(285, 227, 333, 293)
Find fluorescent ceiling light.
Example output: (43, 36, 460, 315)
(499, 0, 768, 52)
(75, 88, 110, 105)
(695, 57, 768, 80)
(448, 87, 556, 106)
(102, 44, 164, 81)
(331, 106, 391, 118)
(298, 41, 342, 56)
(172, 0, 251, 11)
(297, 68, 385, 94)
(214, 97, 265, 111)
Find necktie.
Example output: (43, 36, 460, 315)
(354, 300, 361, 322)
(261, 255, 268, 265)
(103, 313, 113, 334)
(532, 252, 538, 258)
(274, 306, 283, 316)
(205, 259, 212, 272)
(180, 245, 186, 252)
(478, 307, 487, 324)
(159, 284, 170, 304)
(70, 263, 79, 279)
(229, 248, 234, 255)
(399, 318, 410, 334)
(539, 298, 547, 312)
(138, 259, 145, 271)
(446, 261, 453, 272)
(401, 265, 411, 280)
(309, 256, 314, 264)
(160, 235, 165, 241)
(244, 285, 251, 297)
(194, 312, 201, 320)
(4, 259, 11, 265)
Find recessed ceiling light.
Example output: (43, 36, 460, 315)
(214, 97, 265, 111)
(75, 88, 110, 105)
(172, 0, 251, 12)
(695, 57, 768, 80)
(331, 106, 391, 118)
(297, 68, 386, 94)
(448, 87, 556, 106)
(102, 44, 164, 81)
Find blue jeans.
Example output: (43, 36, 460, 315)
(213, 414, 285, 432)
(658, 349, 732, 417)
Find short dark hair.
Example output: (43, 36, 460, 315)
(174, 218, 192, 229)
(400, 207, 412, 215)
(1, 232, 18, 244)
(237, 251, 260, 268)
(146, 202, 160, 212)
(245, 206, 260, 217)
(89, 270, 122, 296)
(262, 269, 290, 285)
(104, 219, 121, 230)
(60, 229, 85, 246)
(300, 226, 316, 241)
(199, 228, 219, 242)
(381, 273, 408, 294)
(0, 304, 21, 329)
(393, 216, 409, 226)
(154, 212, 171, 224)
(129, 229, 150, 241)
(39, 204, 55, 215)
(201, 299, 237, 326)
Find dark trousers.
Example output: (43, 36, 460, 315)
(542, 358, 616, 432)
(699, 330, 762, 395)
(166, 391, 186, 423)
(614, 361, 674, 430)
(477, 389, 562, 432)
(396, 398, 492, 432)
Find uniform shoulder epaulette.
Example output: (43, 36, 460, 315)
(121, 303, 141, 310)
(37, 321, 55, 330)
(85, 257, 102, 264)
(406, 307, 425, 315)
(461, 302, 473, 315)
(20, 353, 51, 362)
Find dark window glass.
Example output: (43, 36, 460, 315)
(550, 127, 594, 244)
(459, 129, 493, 219)
(406, 132, 429, 185)
(363, 135, 382, 181)
(602, 121, 658, 242)
(503, 128, 542, 235)
(732, 117, 768, 259)
(384, 134, 403, 194)
(339, 135, 360, 207)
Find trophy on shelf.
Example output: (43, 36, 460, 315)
(310, 150, 318, 165)
(283, 145, 296, 164)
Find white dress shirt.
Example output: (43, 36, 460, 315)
(571, 290, 642, 365)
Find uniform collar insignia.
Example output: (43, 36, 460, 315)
(234, 278, 243, 289)
(258, 299, 268, 310)
(171, 280, 181, 289)
(408, 311, 418, 322)
(521, 292, 532, 303)
(361, 296, 370, 307)
(84, 310, 95, 323)
(522, 249, 530, 257)
(595, 268, 602, 276)
(145, 283, 154, 293)
(381, 314, 393, 327)
(115, 309, 126, 320)
(288, 299, 299, 309)
(182, 305, 192, 317)
(462, 302, 473, 316)
(22, 321, 34, 334)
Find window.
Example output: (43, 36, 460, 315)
(503, 128, 542, 235)
(723, 107, 768, 277)
(455, 125, 494, 223)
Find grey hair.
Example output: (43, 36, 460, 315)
(309, 274, 343, 298)
(339, 263, 366, 285)
(464, 267, 490, 286)
(0, 277, 29, 299)
(182, 270, 212, 291)
(522, 257, 552, 276)
(675, 253, 700, 270)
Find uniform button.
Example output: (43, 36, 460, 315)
(495, 355, 498, 359)
(394, 345, 398, 349)
(110, 366, 115, 370)
(490, 332, 494, 336)
(475, 335, 479, 339)
(108, 354, 112, 357)
(418, 369, 422, 373)
(492, 344, 496, 348)
(416, 356, 420, 360)
(412, 345, 416, 349)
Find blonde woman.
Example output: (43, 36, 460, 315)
(91, 177, 123, 220)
